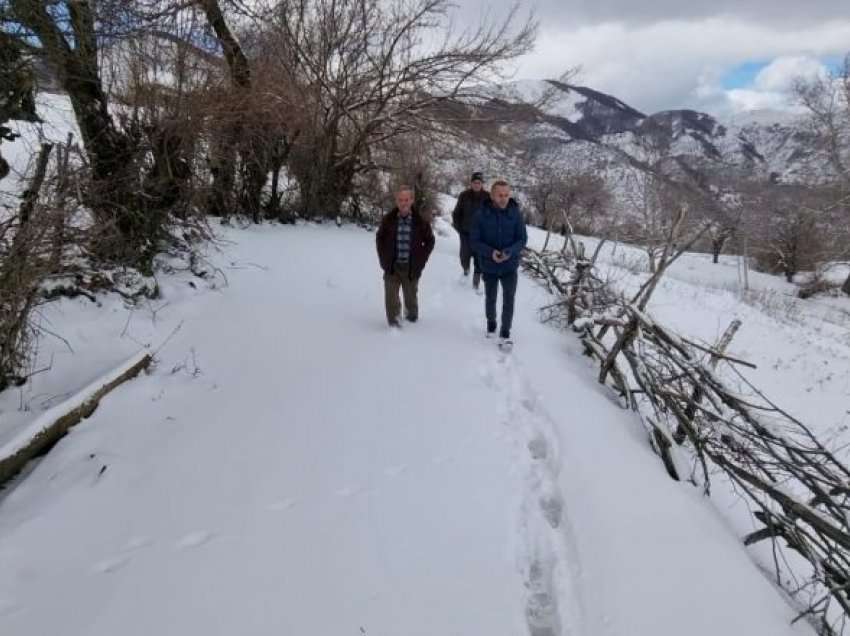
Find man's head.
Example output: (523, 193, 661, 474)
(395, 186, 415, 216)
(490, 180, 511, 209)
(471, 172, 484, 192)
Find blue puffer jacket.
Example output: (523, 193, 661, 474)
(471, 198, 528, 275)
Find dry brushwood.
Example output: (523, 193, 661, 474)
(522, 244, 850, 635)
(0, 142, 54, 390)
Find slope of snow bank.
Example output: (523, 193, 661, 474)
(0, 350, 150, 463)
(0, 222, 811, 635)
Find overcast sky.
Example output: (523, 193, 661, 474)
(453, 0, 850, 114)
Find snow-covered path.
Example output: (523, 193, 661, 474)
(0, 223, 811, 635)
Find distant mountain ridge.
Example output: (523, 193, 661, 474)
(481, 79, 824, 184)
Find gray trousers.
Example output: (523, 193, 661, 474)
(459, 233, 480, 274)
(384, 263, 419, 323)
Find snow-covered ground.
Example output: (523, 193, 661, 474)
(526, 229, 850, 449)
(0, 219, 813, 635)
(0, 92, 77, 212)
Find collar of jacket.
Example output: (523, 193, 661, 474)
(391, 206, 420, 220)
(483, 198, 519, 214)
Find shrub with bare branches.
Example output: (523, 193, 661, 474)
(245, 0, 535, 218)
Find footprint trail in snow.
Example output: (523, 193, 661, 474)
(482, 349, 586, 636)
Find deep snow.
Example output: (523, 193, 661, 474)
(0, 219, 813, 635)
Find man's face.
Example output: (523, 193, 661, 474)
(396, 190, 414, 216)
(491, 185, 510, 209)
(471, 180, 483, 192)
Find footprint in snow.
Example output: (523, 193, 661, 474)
(528, 436, 548, 460)
(539, 495, 563, 530)
(93, 555, 132, 574)
(383, 464, 407, 478)
(0, 598, 21, 617)
(175, 531, 215, 550)
(335, 485, 367, 498)
(521, 398, 537, 413)
(266, 498, 298, 512)
(121, 536, 153, 552)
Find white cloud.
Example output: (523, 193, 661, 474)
(502, 16, 850, 115)
(753, 55, 829, 92)
(711, 56, 830, 114)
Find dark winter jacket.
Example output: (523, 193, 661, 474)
(452, 188, 489, 234)
(376, 207, 436, 278)
(471, 198, 528, 275)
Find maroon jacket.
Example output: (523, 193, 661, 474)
(376, 207, 435, 278)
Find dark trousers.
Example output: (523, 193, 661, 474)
(483, 271, 518, 338)
(384, 262, 419, 324)
(459, 233, 480, 274)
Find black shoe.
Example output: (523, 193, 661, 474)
(486, 321, 497, 338)
(406, 315, 418, 323)
(463, 269, 470, 276)
(472, 272, 481, 288)
(389, 318, 402, 328)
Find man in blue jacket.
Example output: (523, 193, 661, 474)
(471, 179, 528, 348)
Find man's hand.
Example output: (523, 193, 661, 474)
(492, 249, 509, 263)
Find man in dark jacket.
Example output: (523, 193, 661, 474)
(471, 179, 528, 348)
(452, 172, 489, 290)
(376, 186, 436, 327)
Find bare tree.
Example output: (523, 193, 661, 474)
(1, 0, 189, 270)
(745, 182, 839, 283)
(0, 143, 52, 389)
(527, 166, 611, 252)
(619, 166, 677, 273)
(793, 56, 850, 294)
(251, 0, 535, 218)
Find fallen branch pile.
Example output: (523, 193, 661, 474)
(523, 244, 850, 635)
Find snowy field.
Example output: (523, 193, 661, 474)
(525, 229, 850, 451)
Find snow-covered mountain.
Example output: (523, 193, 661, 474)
(476, 80, 824, 185)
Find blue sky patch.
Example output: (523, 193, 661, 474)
(722, 55, 845, 89)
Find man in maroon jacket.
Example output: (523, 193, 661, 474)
(376, 186, 436, 327)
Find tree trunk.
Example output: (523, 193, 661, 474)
(19, 142, 53, 226)
(712, 235, 727, 264)
(297, 155, 355, 219)
(541, 220, 552, 251)
(241, 149, 266, 224)
(144, 122, 191, 217)
(11, 0, 150, 267)
(208, 132, 237, 218)
(268, 160, 282, 218)
(199, 0, 268, 221)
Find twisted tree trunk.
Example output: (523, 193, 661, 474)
(198, 0, 268, 222)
